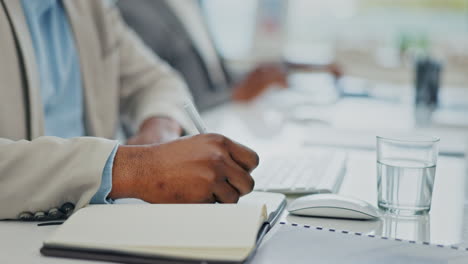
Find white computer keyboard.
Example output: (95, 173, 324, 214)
(253, 150, 347, 194)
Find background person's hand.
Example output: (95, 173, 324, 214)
(232, 64, 288, 102)
(126, 116, 183, 145)
(110, 134, 259, 204)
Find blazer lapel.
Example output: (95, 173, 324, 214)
(63, 0, 100, 136)
(3, 0, 44, 138)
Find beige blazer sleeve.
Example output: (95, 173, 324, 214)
(0, 1, 196, 220)
(0, 137, 117, 220)
(102, 4, 197, 135)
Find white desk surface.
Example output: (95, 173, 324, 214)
(1, 94, 467, 263)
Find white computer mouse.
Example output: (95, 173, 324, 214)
(287, 193, 380, 220)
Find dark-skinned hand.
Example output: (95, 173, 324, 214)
(110, 134, 259, 204)
(232, 64, 287, 102)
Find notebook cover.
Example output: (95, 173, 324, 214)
(40, 245, 240, 264)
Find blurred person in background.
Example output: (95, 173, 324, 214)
(117, 0, 342, 111)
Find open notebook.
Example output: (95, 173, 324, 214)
(41, 192, 286, 264)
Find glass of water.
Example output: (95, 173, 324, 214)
(377, 135, 439, 215)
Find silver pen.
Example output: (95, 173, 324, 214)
(183, 101, 207, 134)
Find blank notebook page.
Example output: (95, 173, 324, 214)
(44, 204, 267, 261)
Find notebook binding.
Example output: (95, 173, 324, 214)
(279, 222, 468, 251)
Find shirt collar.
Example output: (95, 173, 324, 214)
(21, 0, 59, 17)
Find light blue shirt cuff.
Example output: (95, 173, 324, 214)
(90, 144, 119, 204)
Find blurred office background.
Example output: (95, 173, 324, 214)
(198, 0, 468, 131)
(118, 0, 468, 141)
(204, 0, 468, 86)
